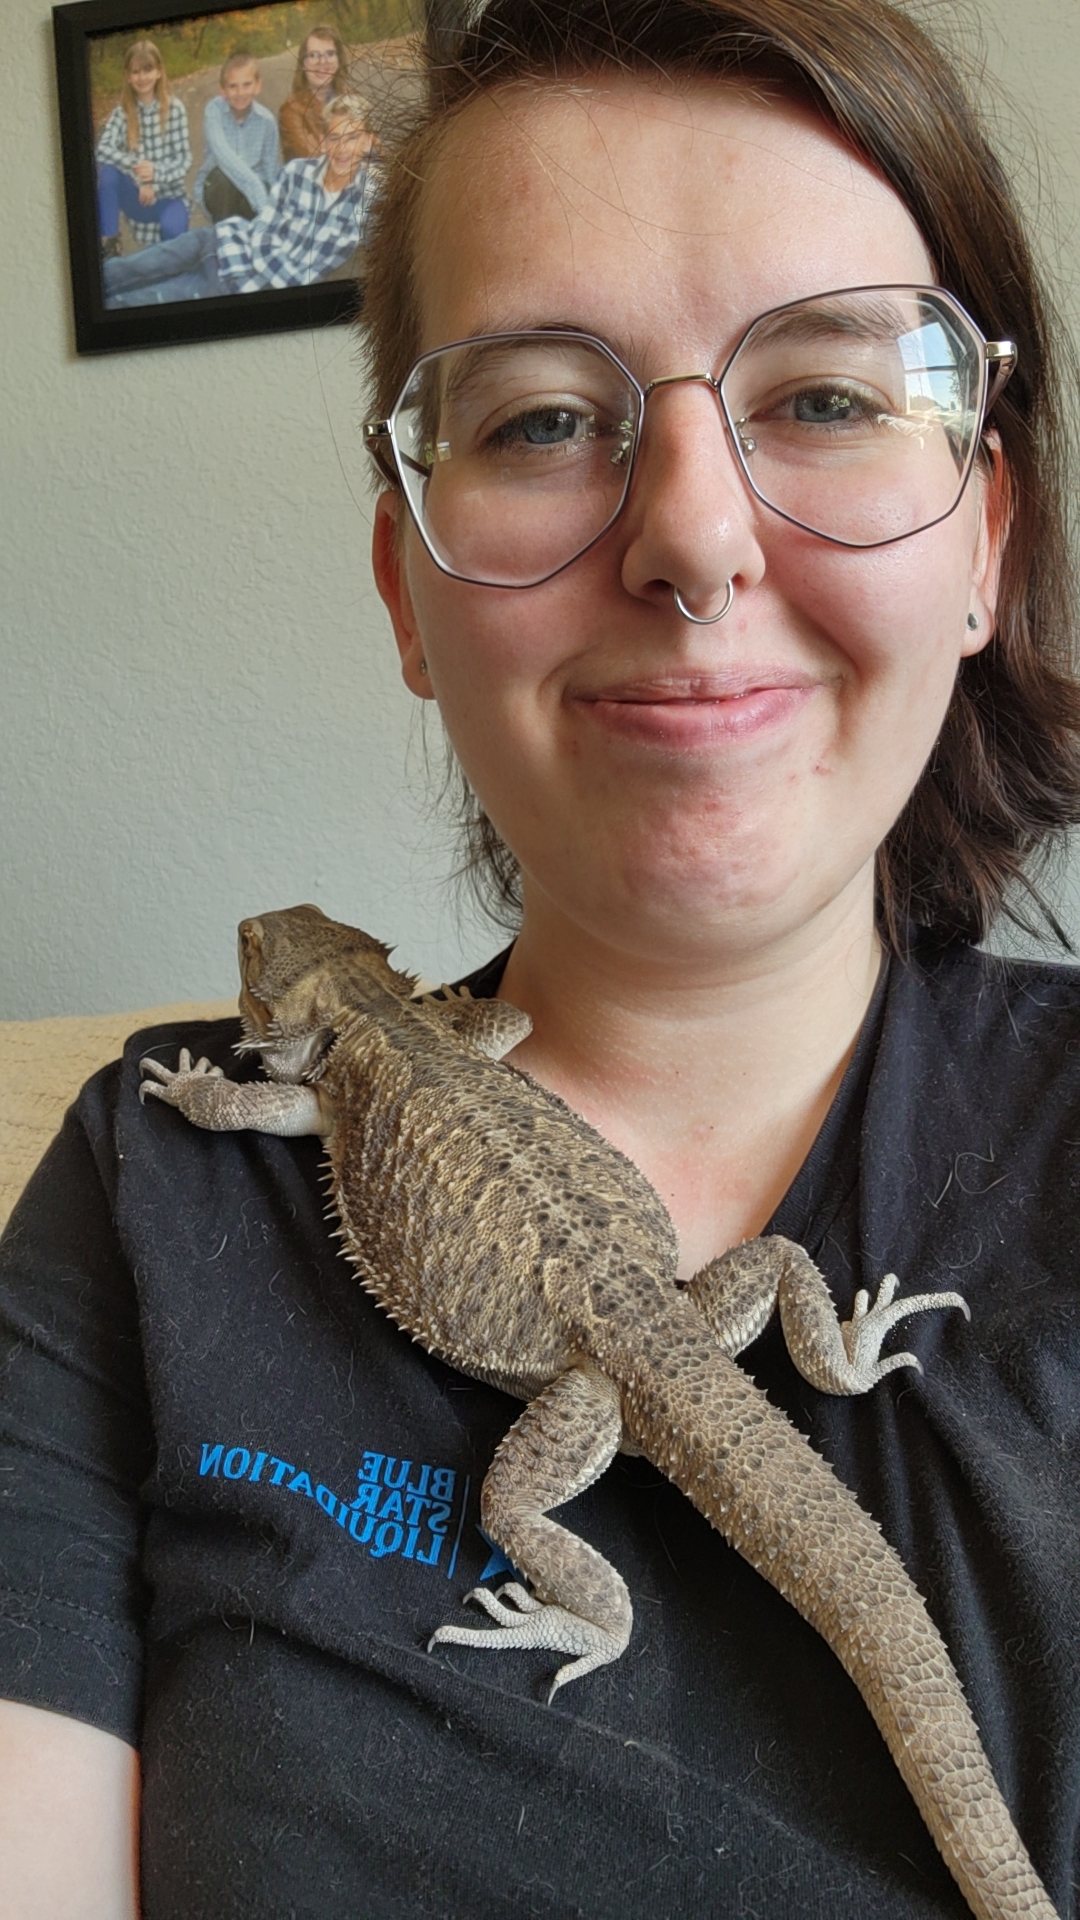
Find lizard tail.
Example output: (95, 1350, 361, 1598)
(615, 1330, 1059, 1920)
(829, 1596, 1058, 1920)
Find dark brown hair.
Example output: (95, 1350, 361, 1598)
(292, 25, 350, 97)
(362, 0, 1080, 950)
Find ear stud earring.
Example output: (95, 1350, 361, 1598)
(967, 613, 980, 631)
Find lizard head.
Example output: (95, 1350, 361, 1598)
(234, 904, 418, 1081)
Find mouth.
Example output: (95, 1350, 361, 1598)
(574, 671, 817, 746)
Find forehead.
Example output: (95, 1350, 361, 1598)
(415, 77, 935, 362)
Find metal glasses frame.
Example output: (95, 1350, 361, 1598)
(364, 284, 1016, 591)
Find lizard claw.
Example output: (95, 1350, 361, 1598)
(839, 1273, 969, 1388)
(427, 1584, 626, 1698)
(139, 1052, 225, 1105)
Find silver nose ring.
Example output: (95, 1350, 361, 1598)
(674, 580, 734, 625)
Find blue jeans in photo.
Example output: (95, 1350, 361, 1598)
(97, 164, 189, 242)
(103, 227, 227, 308)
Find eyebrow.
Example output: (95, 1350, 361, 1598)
(447, 320, 595, 348)
(428, 295, 920, 403)
(440, 330, 624, 407)
(743, 295, 911, 351)
(442, 340, 543, 410)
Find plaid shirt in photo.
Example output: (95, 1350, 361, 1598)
(96, 97, 192, 246)
(214, 155, 379, 293)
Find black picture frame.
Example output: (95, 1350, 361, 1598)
(53, 0, 419, 354)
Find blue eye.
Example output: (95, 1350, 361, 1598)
(508, 407, 579, 446)
(792, 387, 861, 424)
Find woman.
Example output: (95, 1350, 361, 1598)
(278, 24, 350, 162)
(1, 3, 1078, 1916)
(95, 38, 191, 255)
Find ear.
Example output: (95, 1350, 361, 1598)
(372, 493, 435, 699)
(963, 432, 1010, 658)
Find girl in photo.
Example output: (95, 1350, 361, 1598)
(95, 38, 191, 256)
(278, 24, 350, 161)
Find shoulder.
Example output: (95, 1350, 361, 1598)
(96, 105, 125, 147)
(449, 947, 514, 999)
(864, 938, 1080, 1264)
(893, 937, 1080, 1059)
(881, 938, 1080, 1124)
(94, 1015, 242, 1132)
(283, 156, 320, 189)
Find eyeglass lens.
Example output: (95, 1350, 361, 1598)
(388, 289, 986, 588)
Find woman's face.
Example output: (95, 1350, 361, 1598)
(303, 37, 339, 91)
(374, 80, 1002, 966)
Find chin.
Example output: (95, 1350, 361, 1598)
(568, 852, 817, 949)
(590, 819, 877, 951)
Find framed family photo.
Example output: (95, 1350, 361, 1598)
(53, 0, 423, 353)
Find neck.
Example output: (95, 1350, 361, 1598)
(497, 876, 882, 1273)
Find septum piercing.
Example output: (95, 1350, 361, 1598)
(674, 580, 735, 625)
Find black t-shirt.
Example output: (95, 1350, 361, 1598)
(0, 938, 1078, 1920)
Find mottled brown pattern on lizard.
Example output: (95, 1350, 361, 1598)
(139, 904, 1059, 1920)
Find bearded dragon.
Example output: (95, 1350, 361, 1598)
(139, 904, 1059, 1920)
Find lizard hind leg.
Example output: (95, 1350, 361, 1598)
(768, 1241, 970, 1395)
(427, 1363, 632, 1701)
(685, 1235, 969, 1396)
(681, 1235, 784, 1355)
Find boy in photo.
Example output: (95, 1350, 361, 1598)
(194, 52, 280, 223)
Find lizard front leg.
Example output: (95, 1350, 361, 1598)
(140, 1050, 327, 1137)
(428, 1362, 631, 1700)
(685, 1234, 969, 1394)
(417, 991, 532, 1060)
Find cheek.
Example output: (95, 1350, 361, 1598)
(767, 531, 979, 832)
(405, 538, 564, 706)
(782, 523, 975, 697)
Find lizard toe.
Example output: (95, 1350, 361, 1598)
(427, 1591, 626, 1698)
(489, 1581, 543, 1614)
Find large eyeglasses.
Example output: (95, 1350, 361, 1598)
(364, 286, 1016, 591)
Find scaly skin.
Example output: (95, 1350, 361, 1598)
(139, 905, 1060, 1920)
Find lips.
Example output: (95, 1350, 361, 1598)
(574, 671, 817, 746)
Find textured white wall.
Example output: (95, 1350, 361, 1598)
(2, 0, 1079, 1017)
(0, 1, 497, 1019)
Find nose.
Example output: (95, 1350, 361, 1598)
(618, 375, 766, 619)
